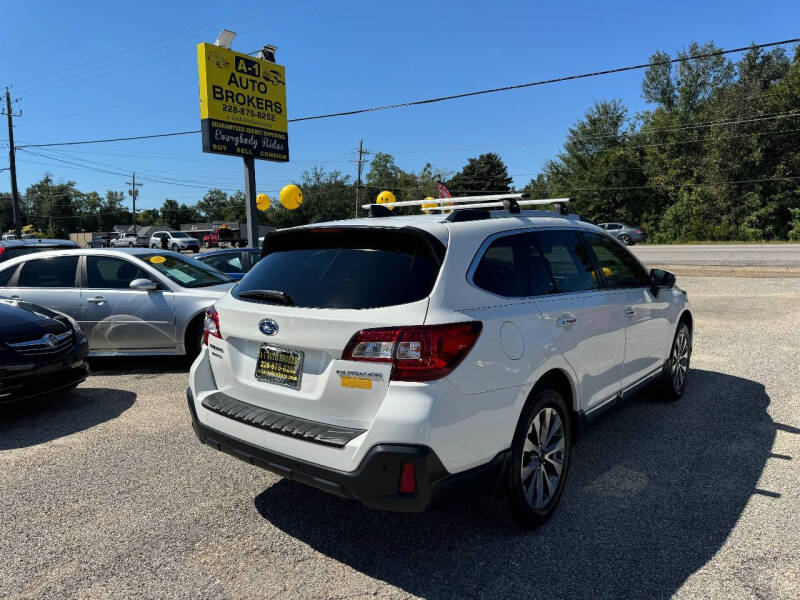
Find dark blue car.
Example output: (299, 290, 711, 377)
(194, 248, 261, 281)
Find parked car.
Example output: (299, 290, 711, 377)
(0, 249, 234, 357)
(110, 233, 140, 248)
(202, 227, 236, 249)
(187, 204, 692, 528)
(0, 238, 78, 264)
(597, 222, 646, 245)
(194, 248, 261, 281)
(0, 299, 89, 411)
(88, 235, 114, 248)
(149, 231, 200, 253)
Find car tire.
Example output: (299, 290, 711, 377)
(618, 234, 631, 245)
(204, 241, 210, 249)
(171, 244, 178, 252)
(151, 244, 157, 249)
(658, 321, 691, 401)
(505, 387, 571, 529)
(185, 315, 205, 359)
(128, 242, 134, 247)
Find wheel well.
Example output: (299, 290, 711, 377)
(184, 311, 205, 351)
(679, 310, 693, 337)
(533, 369, 575, 411)
(531, 368, 580, 438)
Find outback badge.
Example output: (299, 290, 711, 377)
(258, 318, 279, 336)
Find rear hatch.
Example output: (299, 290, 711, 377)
(209, 226, 446, 428)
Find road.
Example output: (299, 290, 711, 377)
(2, 275, 800, 599)
(631, 243, 800, 267)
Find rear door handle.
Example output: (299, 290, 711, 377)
(87, 296, 106, 304)
(556, 317, 577, 327)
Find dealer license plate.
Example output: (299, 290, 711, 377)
(254, 344, 304, 389)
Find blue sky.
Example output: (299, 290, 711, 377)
(2, 0, 799, 211)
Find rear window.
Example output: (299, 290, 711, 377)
(0, 246, 71, 261)
(237, 227, 444, 309)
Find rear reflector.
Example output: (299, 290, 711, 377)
(399, 461, 416, 494)
(342, 321, 482, 382)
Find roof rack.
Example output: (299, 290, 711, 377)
(362, 194, 571, 216)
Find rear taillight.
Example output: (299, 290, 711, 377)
(636, 229, 644, 234)
(203, 306, 221, 345)
(342, 322, 482, 382)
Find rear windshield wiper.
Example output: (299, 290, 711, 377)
(238, 289, 294, 305)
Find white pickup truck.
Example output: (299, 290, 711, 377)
(110, 233, 143, 248)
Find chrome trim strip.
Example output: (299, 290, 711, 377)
(8, 330, 72, 348)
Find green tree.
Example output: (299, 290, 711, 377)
(22, 175, 80, 238)
(137, 209, 161, 226)
(447, 153, 512, 196)
(221, 190, 246, 222)
(197, 188, 227, 221)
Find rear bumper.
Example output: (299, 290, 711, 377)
(187, 387, 508, 512)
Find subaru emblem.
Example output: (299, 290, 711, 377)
(45, 333, 58, 347)
(258, 318, 279, 336)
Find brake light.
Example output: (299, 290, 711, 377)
(203, 306, 221, 344)
(636, 229, 644, 234)
(342, 322, 482, 382)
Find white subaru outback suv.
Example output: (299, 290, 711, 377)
(187, 197, 692, 528)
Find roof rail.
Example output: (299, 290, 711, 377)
(361, 194, 571, 216)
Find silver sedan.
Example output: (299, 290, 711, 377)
(0, 248, 234, 356)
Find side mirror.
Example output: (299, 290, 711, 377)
(130, 278, 157, 291)
(650, 268, 676, 289)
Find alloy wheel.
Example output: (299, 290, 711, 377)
(670, 329, 690, 391)
(521, 407, 565, 509)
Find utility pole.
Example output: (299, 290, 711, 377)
(354, 139, 370, 217)
(3, 87, 22, 238)
(125, 173, 142, 235)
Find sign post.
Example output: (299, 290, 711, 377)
(197, 41, 288, 247)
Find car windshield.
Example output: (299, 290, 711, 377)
(135, 252, 232, 287)
(170, 232, 192, 238)
(234, 227, 444, 309)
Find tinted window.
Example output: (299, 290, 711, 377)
(0, 265, 16, 286)
(134, 253, 231, 288)
(472, 233, 556, 297)
(0, 246, 71, 261)
(203, 253, 244, 274)
(17, 256, 79, 288)
(535, 230, 599, 293)
(473, 235, 528, 297)
(607, 223, 622, 230)
(584, 233, 649, 288)
(237, 227, 443, 309)
(87, 256, 151, 289)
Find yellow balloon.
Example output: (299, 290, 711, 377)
(256, 193, 271, 211)
(280, 184, 303, 210)
(376, 190, 396, 210)
(421, 196, 438, 214)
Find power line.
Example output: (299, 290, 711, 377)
(15, 37, 800, 150)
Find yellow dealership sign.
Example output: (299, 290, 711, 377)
(197, 42, 288, 161)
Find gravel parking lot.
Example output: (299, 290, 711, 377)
(2, 271, 799, 600)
